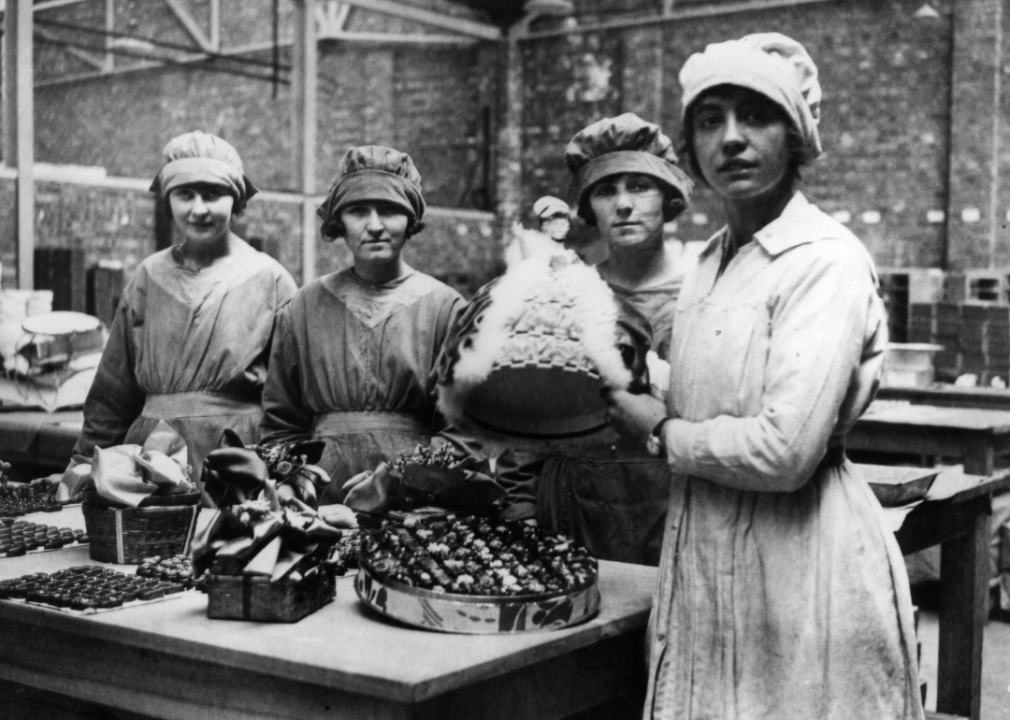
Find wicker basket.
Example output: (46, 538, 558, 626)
(82, 491, 201, 564)
(206, 570, 336, 622)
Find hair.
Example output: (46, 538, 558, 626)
(577, 183, 686, 228)
(678, 86, 807, 192)
(320, 215, 425, 241)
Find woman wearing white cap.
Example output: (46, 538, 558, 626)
(260, 146, 463, 505)
(74, 131, 298, 503)
(604, 35, 923, 718)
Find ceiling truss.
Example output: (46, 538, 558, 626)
(25, 0, 494, 88)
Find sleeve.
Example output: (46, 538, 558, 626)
(72, 289, 145, 459)
(259, 305, 315, 446)
(259, 264, 299, 377)
(494, 448, 543, 521)
(427, 291, 466, 433)
(430, 425, 494, 475)
(661, 242, 875, 492)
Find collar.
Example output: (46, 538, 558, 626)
(698, 192, 857, 261)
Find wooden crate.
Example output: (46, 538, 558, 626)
(206, 571, 335, 623)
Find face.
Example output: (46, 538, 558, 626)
(339, 201, 410, 265)
(588, 173, 666, 249)
(690, 87, 792, 202)
(169, 184, 234, 245)
(541, 215, 570, 241)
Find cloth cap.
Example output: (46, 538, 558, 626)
(317, 145, 426, 238)
(679, 32, 823, 162)
(533, 196, 571, 219)
(564, 113, 693, 209)
(150, 130, 258, 202)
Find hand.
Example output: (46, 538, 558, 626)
(343, 462, 396, 513)
(602, 387, 667, 443)
(318, 503, 359, 529)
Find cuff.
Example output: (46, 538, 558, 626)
(500, 501, 537, 522)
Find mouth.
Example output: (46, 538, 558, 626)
(612, 222, 640, 228)
(718, 159, 757, 174)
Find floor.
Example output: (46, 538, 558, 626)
(915, 585, 1010, 719)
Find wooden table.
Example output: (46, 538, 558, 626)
(0, 540, 655, 720)
(850, 402, 1010, 475)
(888, 468, 1010, 720)
(879, 384, 1010, 411)
(0, 409, 82, 473)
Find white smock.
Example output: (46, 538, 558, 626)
(646, 193, 923, 720)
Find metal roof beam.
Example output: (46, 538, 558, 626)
(335, 0, 501, 41)
(163, 0, 213, 52)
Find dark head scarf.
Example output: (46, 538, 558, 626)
(564, 113, 693, 211)
(316, 145, 426, 241)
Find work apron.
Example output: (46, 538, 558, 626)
(312, 411, 430, 505)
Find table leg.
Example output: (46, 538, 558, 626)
(961, 437, 994, 477)
(936, 496, 990, 720)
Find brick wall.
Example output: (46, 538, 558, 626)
(5, 0, 499, 294)
(519, 0, 957, 267)
(9, 0, 1008, 293)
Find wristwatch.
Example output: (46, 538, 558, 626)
(646, 417, 672, 457)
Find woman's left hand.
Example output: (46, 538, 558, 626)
(603, 387, 668, 443)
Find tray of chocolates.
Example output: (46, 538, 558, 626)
(0, 480, 63, 517)
(0, 565, 189, 613)
(0, 518, 88, 557)
(136, 554, 206, 590)
(355, 513, 599, 634)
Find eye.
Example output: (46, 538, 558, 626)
(627, 179, 655, 194)
(377, 204, 405, 218)
(693, 110, 721, 130)
(590, 183, 618, 199)
(740, 102, 777, 126)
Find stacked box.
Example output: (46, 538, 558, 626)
(934, 303, 962, 380)
(956, 305, 1010, 384)
(907, 269, 946, 304)
(87, 261, 125, 328)
(908, 302, 1010, 384)
(878, 272, 910, 343)
(943, 270, 1010, 304)
(34, 248, 87, 313)
(908, 303, 935, 344)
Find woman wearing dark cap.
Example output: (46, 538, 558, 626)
(604, 35, 923, 718)
(260, 145, 463, 505)
(74, 131, 298, 502)
(496, 113, 692, 566)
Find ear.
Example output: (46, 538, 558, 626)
(663, 197, 686, 223)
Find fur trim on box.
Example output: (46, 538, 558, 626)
(436, 251, 635, 449)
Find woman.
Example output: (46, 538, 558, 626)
(497, 113, 692, 566)
(74, 131, 298, 503)
(259, 145, 463, 505)
(605, 34, 923, 718)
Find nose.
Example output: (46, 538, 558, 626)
(613, 189, 634, 215)
(721, 113, 746, 155)
(365, 209, 384, 233)
(190, 195, 209, 215)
